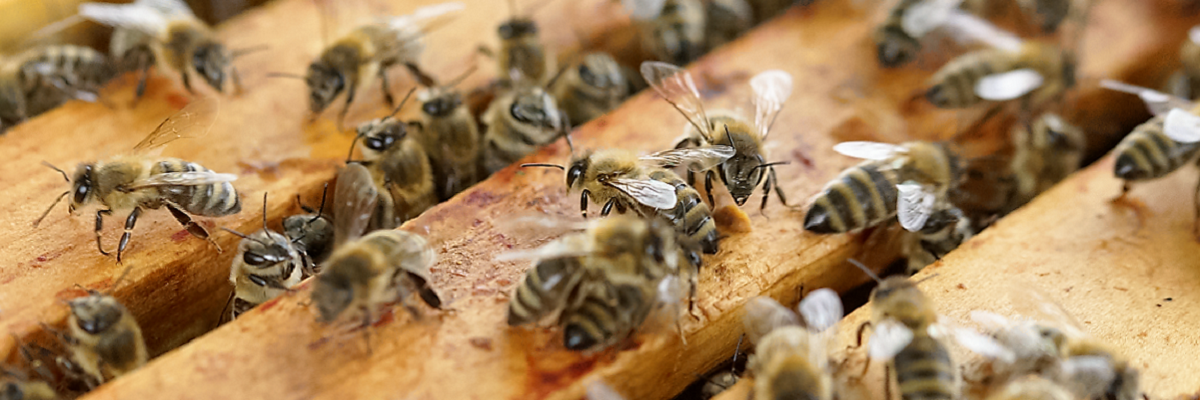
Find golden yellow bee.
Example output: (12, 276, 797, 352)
(742, 290, 843, 400)
(0, 44, 114, 130)
(221, 194, 306, 321)
(622, 0, 707, 65)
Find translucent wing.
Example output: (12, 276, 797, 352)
(897, 182, 936, 232)
(940, 9, 1024, 52)
(743, 297, 801, 344)
(606, 178, 677, 209)
(640, 61, 712, 142)
(1099, 79, 1195, 116)
(969, 310, 1013, 331)
(621, 0, 668, 20)
(125, 171, 236, 190)
(333, 163, 379, 247)
(798, 288, 843, 332)
(1164, 108, 1200, 143)
(833, 141, 905, 160)
(78, 2, 170, 37)
(586, 381, 627, 400)
(953, 326, 1016, 363)
(132, 98, 219, 153)
(134, 0, 194, 17)
(869, 319, 914, 360)
(975, 69, 1045, 101)
(639, 146, 735, 171)
(494, 234, 593, 262)
(901, 0, 963, 37)
(382, 2, 465, 31)
(750, 70, 793, 139)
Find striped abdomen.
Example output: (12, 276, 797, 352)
(893, 334, 956, 400)
(151, 159, 240, 216)
(24, 45, 114, 91)
(875, 0, 923, 67)
(508, 257, 584, 326)
(649, 169, 719, 254)
(926, 49, 1016, 109)
(645, 0, 706, 65)
(804, 162, 898, 234)
(1113, 115, 1200, 181)
(561, 283, 649, 351)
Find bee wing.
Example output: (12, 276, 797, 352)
(868, 319, 914, 360)
(953, 326, 1017, 363)
(381, 2, 465, 33)
(639, 146, 735, 171)
(969, 310, 1013, 330)
(621, 0, 668, 20)
(743, 297, 801, 344)
(586, 381, 627, 400)
(332, 163, 379, 247)
(1099, 79, 1195, 116)
(750, 70, 793, 139)
(1163, 108, 1200, 143)
(494, 235, 594, 262)
(134, 0, 194, 17)
(606, 178, 678, 209)
(833, 141, 905, 160)
(78, 1, 171, 37)
(901, 0, 964, 37)
(975, 69, 1045, 101)
(1059, 356, 1117, 393)
(798, 288, 843, 333)
(1191, 25, 1200, 46)
(124, 171, 236, 190)
(897, 182, 936, 232)
(640, 61, 713, 142)
(939, 9, 1024, 52)
(131, 98, 219, 153)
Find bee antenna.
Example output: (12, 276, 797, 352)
(32, 191, 69, 228)
(232, 45, 269, 59)
(914, 273, 940, 285)
(266, 72, 306, 80)
(345, 129, 367, 164)
(546, 62, 571, 90)
(751, 161, 790, 171)
(520, 163, 565, 170)
(847, 258, 882, 283)
(260, 192, 272, 240)
(564, 131, 575, 153)
(446, 65, 478, 88)
(41, 161, 69, 182)
(388, 87, 419, 118)
(725, 125, 734, 144)
(108, 264, 134, 294)
(308, 183, 329, 223)
(220, 227, 251, 240)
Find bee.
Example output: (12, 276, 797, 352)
(522, 146, 733, 253)
(311, 162, 442, 326)
(986, 376, 1074, 400)
(220, 194, 306, 321)
(1098, 80, 1200, 236)
(488, 0, 556, 85)
(741, 290, 843, 400)
(482, 82, 571, 174)
(1015, 0, 1072, 33)
(32, 99, 240, 262)
(1167, 25, 1200, 99)
(902, 204, 974, 274)
(874, 0, 963, 68)
(704, 0, 754, 50)
(503, 215, 697, 351)
(79, 0, 251, 98)
(295, 2, 464, 128)
(550, 52, 631, 126)
(641, 62, 794, 210)
(848, 259, 958, 400)
(412, 67, 482, 201)
(0, 45, 114, 130)
(283, 185, 334, 267)
(804, 141, 960, 236)
(349, 89, 437, 227)
(0, 375, 56, 400)
(1007, 112, 1085, 210)
(45, 269, 147, 389)
(623, 0, 707, 65)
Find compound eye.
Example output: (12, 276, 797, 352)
(567, 166, 584, 187)
(248, 274, 269, 287)
(73, 184, 89, 203)
(244, 252, 267, 266)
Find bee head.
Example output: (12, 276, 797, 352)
(498, 18, 538, 40)
(240, 232, 294, 268)
(68, 294, 125, 335)
(312, 257, 370, 323)
(420, 91, 462, 117)
(875, 29, 920, 68)
(68, 164, 96, 214)
(870, 277, 933, 327)
(305, 61, 345, 116)
(510, 87, 560, 129)
(578, 54, 621, 90)
(193, 43, 231, 92)
(357, 119, 407, 154)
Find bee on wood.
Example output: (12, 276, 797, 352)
(641, 62, 794, 210)
(79, 0, 254, 99)
(283, 186, 334, 268)
(32, 99, 240, 262)
(804, 141, 961, 236)
(873, 0, 966, 68)
(293, 2, 463, 128)
(1006, 112, 1085, 211)
(623, 0, 707, 65)
(741, 290, 843, 400)
(704, 0, 754, 50)
(45, 268, 147, 389)
(902, 204, 975, 274)
(482, 81, 571, 174)
(349, 89, 436, 227)
(1099, 80, 1200, 238)
(848, 260, 959, 400)
(220, 194, 306, 321)
(503, 215, 698, 351)
(485, 0, 556, 86)
(522, 145, 732, 254)
(550, 52, 631, 126)
(0, 375, 56, 400)
(412, 67, 482, 200)
(0, 44, 114, 130)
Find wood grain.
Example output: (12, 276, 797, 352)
(0, 1, 1178, 400)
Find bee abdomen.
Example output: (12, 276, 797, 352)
(562, 296, 617, 351)
(508, 257, 578, 326)
(1113, 116, 1200, 181)
(894, 336, 956, 400)
(926, 52, 1002, 109)
(804, 164, 897, 233)
(652, 170, 719, 254)
(153, 160, 241, 216)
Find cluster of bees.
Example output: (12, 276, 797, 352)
(4, 0, 1198, 398)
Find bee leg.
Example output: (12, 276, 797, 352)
(600, 198, 616, 217)
(847, 321, 873, 381)
(883, 363, 893, 400)
(403, 62, 437, 88)
(360, 309, 374, 356)
(687, 170, 696, 188)
(165, 204, 220, 252)
(338, 84, 358, 131)
(115, 207, 142, 263)
(217, 288, 236, 327)
(231, 66, 245, 96)
(94, 209, 112, 256)
(379, 68, 395, 108)
(1193, 176, 1200, 241)
(580, 189, 591, 219)
(181, 70, 195, 94)
(705, 170, 716, 205)
(134, 62, 151, 105)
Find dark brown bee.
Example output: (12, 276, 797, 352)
(49, 280, 148, 388)
(550, 52, 630, 126)
(350, 89, 437, 228)
(412, 68, 481, 200)
(624, 0, 707, 65)
(0, 44, 114, 130)
(482, 83, 571, 174)
(490, 0, 555, 85)
(902, 205, 974, 274)
(283, 186, 334, 267)
(311, 229, 442, 325)
(221, 194, 306, 320)
(704, 0, 753, 50)
(1006, 112, 1085, 211)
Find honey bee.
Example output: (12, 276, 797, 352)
(1006, 112, 1085, 210)
(46, 269, 147, 389)
(804, 141, 960, 235)
(550, 52, 631, 126)
(0, 375, 56, 400)
(488, 0, 556, 85)
(986, 376, 1074, 400)
(848, 259, 959, 400)
(902, 204, 974, 273)
(412, 67, 481, 200)
(0, 44, 114, 130)
(349, 88, 437, 227)
(1167, 25, 1200, 99)
(1015, 0, 1074, 33)
(503, 214, 697, 351)
(79, 0, 250, 98)
(522, 146, 732, 253)
(741, 290, 843, 400)
(874, 0, 967, 68)
(623, 0, 707, 65)
(642, 62, 794, 210)
(32, 99, 240, 262)
(221, 193, 306, 321)
(296, 2, 464, 128)
(481, 82, 571, 174)
(704, 0, 754, 50)
(283, 186, 334, 267)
